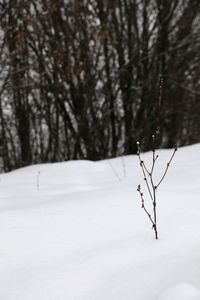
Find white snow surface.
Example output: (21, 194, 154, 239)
(0, 144, 200, 300)
(157, 283, 200, 300)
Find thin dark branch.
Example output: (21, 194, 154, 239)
(156, 145, 177, 189)
(137, 142, 153, 202)
(137, 185, 154, 226)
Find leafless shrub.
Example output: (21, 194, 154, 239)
(137, 136, 177, 239)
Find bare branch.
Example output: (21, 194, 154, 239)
(137, 141, 153, 202)
(137, 185, 154, 226)
(137, 137, 177, 240)
(156, 145, 178, 189)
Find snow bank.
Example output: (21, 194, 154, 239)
(157, 283, 200, 300)
(0, 144, 200, 299)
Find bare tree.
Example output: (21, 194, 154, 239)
(0, 0, 199, 171)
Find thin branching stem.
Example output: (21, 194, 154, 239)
(156, 145, 177, 189)
(143, 162, 151, 176)
(137, 143, 153, 202)
(107, 160, 121, 182)
(137, 185, 154, 226)
(137, 139, 177, 240)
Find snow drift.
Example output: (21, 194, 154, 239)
(0, 144, 200, 300)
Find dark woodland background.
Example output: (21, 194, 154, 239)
(0, 0, 200, 171)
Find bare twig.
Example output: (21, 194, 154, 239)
(137, 142, 153, 202)
(137, 185, 154, 226)
(156, 145, 178, 189)
(36, 170, 40, 190)
(107, 160, 121, 182)
(137, 139, 177, 240)
(121, 156, 127, 179)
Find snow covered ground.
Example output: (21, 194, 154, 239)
(1, 144, 200, 300)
